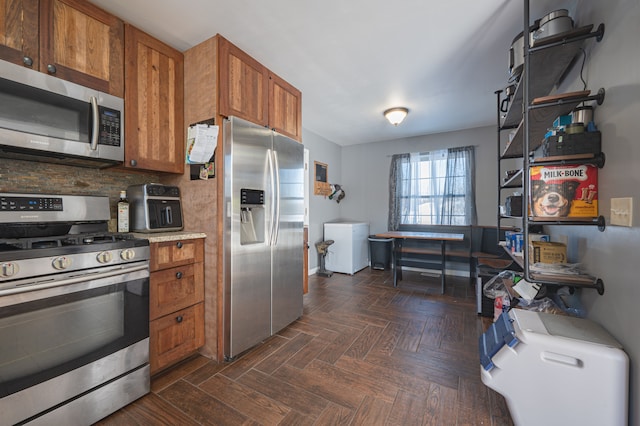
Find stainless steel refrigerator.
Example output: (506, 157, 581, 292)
(223, 116, 304, 360)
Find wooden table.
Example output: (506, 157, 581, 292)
(375, 231, 465, 293)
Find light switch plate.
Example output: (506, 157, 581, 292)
(610, 197, 633, 227)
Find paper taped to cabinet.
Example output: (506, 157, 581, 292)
(187, 124, 218, 163)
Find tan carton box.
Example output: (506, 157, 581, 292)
(529, 241, 567, 264)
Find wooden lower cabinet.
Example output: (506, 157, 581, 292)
(150, 238, 203, 271)
(149, 263, 204, 320)
(149, 238, 205, 375)
(150, 302, 204, 374)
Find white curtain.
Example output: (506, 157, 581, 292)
(441, 146, 477, 225)
(388, 147, 477, 228)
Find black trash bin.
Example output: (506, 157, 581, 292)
(368, 235, 393, 270)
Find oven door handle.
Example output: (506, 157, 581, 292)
(0, 263, 149, 300)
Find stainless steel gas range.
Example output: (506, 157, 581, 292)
(0, 193, 150, 425)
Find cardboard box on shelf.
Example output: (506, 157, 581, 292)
(530, 241, 567, 264)
(530, 164, 598, 218)
(528, 234, 550, 262)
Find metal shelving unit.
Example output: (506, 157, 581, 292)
(501, 169, 523, 189)
(500, 245, 605, 294)
(496, 1, 606, 294)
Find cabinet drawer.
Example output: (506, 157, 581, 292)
(149, 262, 204, 320)
(150, 238, 204, 271)
(150, 302, 204, 374)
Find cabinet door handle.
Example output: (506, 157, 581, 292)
(176, 241, 183, 249)
(23, 56, 33, 67)
(176, 315, 183, 323)
(176, 271, 183, 279)
(47, 64, 57, 74)
(129, 159, 137, 167)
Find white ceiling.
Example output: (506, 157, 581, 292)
(90, 0, 575, 146)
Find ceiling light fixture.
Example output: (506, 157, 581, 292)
(384, 107, 409, 126)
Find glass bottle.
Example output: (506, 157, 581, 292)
(117, 190, 130, 232)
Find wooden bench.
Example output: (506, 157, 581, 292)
(471, 226, 520, 278)
(471, 226, 521, 317)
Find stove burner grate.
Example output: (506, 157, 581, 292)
(0, 232, 136, 250)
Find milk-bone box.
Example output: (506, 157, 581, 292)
(529, 164, 598, 218)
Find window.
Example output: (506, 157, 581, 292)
(388, 146, 477, 229)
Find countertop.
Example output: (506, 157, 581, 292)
(131, 231, 207, 243)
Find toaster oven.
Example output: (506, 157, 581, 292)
(127, 184, 183, 232)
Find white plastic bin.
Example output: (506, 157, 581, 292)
(480, 309, 629, 426)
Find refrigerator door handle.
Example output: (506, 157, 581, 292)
(268, 148, 277, 246)
(272, 149, 281, 245)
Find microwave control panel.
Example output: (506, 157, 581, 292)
(99, 106, 121, 147)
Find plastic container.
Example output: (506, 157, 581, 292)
(368, 235, 393, 270)
(565, 122, 585, 134)
(480, 309, 629, 426)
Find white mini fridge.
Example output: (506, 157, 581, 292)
(480, 309, 629, 426)
(323, 221, 369, 275)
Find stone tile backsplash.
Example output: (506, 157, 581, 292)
(0, 158, 160, 231)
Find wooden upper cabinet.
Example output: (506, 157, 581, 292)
(124, 24, 184, 174)
(217, 36, 302, 142)
(39, 0, 124, 97)
(0, 0, 39, 68)
(269, 71, 302, 141)
(218, 37, 269, 128)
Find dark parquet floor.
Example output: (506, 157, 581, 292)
(97, 268, 513, 425)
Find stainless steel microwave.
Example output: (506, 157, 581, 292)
(0, 60, 124, 168)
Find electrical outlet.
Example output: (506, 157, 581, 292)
(610, 197, 633, 227)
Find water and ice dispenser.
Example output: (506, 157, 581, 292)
(240, 189, 265, 245)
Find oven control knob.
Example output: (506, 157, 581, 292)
(1, 262, 19, 278)
(120, 249, 135, 260)
(97, 251, 113, 264)
(52, 256, 72, 270)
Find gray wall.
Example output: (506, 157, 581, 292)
(0, 159, 159, 231)
(302, 128, 342, 272)
(339, 125, 498, 234)
(303, 124, 498, 271)
(548, 0, 639, 423)
(303, 0, 640, 422)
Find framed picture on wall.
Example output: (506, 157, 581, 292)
(314, 161, 331, 195)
